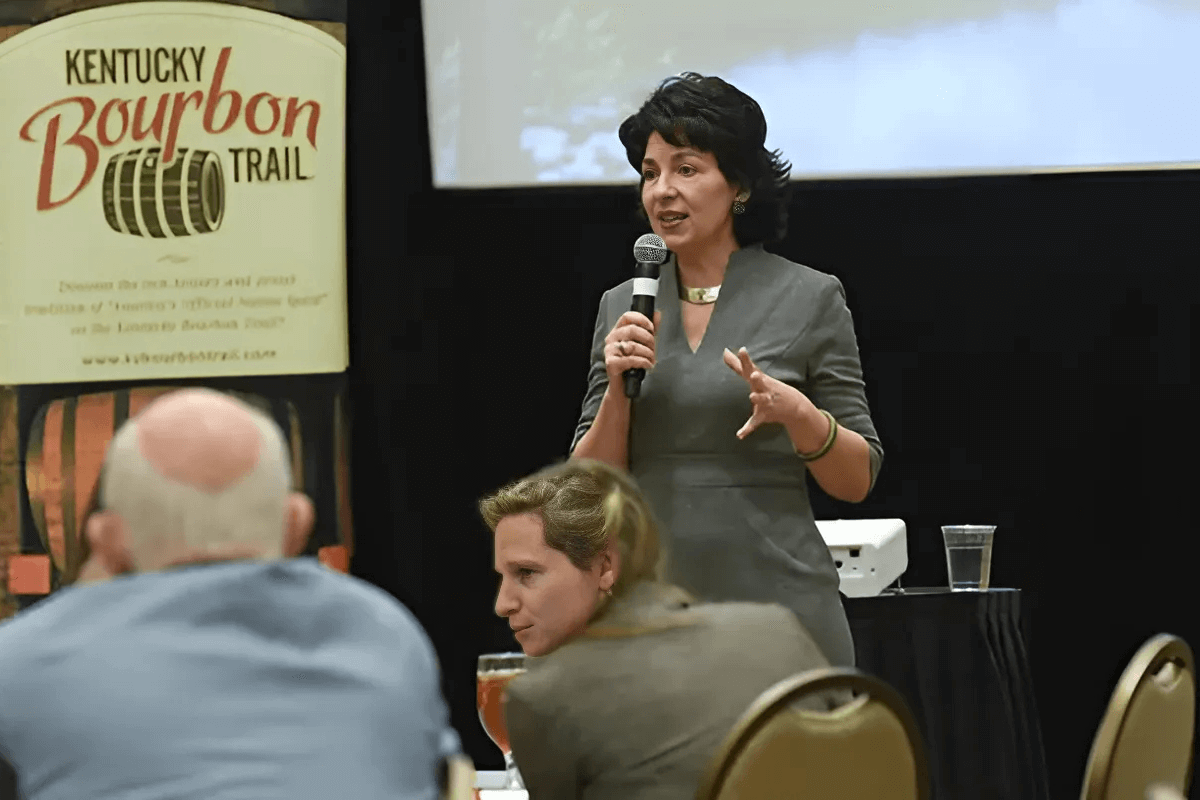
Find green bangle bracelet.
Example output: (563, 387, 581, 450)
(798, 409, 838, 462)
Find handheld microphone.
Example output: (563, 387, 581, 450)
(624, 233, 668, 399)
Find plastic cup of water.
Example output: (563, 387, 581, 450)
(941, 525, 996, 591)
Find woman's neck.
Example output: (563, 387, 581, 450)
(675, 238, 739, 288)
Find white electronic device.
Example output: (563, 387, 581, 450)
(814, 518, 908, 598)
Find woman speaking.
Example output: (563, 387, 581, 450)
(571, 73, 883, 667)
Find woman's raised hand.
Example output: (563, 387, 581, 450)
(723, 346, 814, 439)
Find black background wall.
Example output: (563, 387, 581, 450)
(349, 3, 1199, 798)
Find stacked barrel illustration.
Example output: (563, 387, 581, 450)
(102, 147, 226, 237)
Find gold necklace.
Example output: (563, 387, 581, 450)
(679, 284, 721, 304)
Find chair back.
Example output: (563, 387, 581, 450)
(695, 667, 930, 800)
(1081, 634, 1196, 800)
(1145, 784, 1186, 800)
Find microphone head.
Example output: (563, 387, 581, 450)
(633, 233, 668, 265)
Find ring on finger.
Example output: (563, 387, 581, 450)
(620, 342, 629, 355)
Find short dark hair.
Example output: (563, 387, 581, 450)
(618, 72, 792, 246)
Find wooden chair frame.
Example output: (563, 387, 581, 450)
(695, 667, 931, 800)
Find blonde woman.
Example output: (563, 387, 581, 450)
(480, 458, 830, 800)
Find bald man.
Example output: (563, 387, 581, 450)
(0, 389, 461, 800)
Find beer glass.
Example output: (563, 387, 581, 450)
(477, 652, 527, 790)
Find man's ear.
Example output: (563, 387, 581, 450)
(283, 493, 315, 557)
(85, 511, 135, 576)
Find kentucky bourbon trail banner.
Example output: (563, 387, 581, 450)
(0, 2, 348, 385)
(0, 2, 350, 616)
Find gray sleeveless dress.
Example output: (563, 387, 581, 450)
(570, 245, 883, 667)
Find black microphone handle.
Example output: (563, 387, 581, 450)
(623, 292, 656, 399)
(623, 370, 644, 399)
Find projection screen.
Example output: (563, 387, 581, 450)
(421, 0, 1200, 187)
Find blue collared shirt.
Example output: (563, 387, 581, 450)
(0, 558, 460, 800)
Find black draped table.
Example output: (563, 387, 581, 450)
(845, 588, 1050, 800)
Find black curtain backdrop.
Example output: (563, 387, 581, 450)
(350, 3, 1199, 797)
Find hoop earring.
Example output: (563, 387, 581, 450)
(732, 200, 746, 215)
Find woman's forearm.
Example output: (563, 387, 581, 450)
(785, 410, 873, 503)
(570, 385, 631, 470)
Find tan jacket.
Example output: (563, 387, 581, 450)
(504, 581, 830, 800)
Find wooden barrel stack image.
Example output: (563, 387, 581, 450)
(102, 147, 226, 238)
(22, 386, 304, 588)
